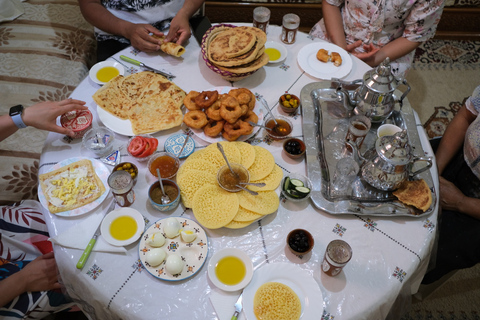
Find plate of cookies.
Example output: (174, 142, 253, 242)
(182, 87, 264, 143)
(297, 42, 352, 80)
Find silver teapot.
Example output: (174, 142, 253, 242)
(334, 57, 411, 123)
(348, 130, 432, 191)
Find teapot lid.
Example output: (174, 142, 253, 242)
(363, 57, 398, 94)
(376, 129, 411, 165)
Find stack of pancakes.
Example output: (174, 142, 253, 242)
(202, 25, 269, 80)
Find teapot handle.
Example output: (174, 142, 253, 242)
(396, 78, 411, 107)
(408, 156, 433, 177)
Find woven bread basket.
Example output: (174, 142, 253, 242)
(201, 24, 261, 82)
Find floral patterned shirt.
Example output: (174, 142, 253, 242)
(464, 85, 480, 180)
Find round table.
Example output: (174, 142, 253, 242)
(39, 23, 439, 320)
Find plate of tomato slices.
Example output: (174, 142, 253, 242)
(127, 134, 158, 161)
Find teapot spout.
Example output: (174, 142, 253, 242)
(345, 140, 366, 164)
(332, 78, 362, 110)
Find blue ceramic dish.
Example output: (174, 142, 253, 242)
(148, 180, 181, 212)
(164, 133, 195, 159)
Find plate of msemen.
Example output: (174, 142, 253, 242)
(38, 157, 110, 217)
(101, 207, 145, 246)
(297, 42, 352, 80)
(138, 217, 209, 281)
(184, 87, 264, 144)
(164, 133, 196, 159)
(265, 41, 288, 64)
(242, 262, 323, 320)
(97, 107, 136, 136)
(89, 60, 125, 85)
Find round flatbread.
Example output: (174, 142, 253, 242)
(233, 141, 256, 169)
(248, 164, 283, 191)
(248, 145, 275, 181)
(253, 282, 301, 320)
(237, 190, 279, 215)
(233, 206, 264, 222)
(177, 158, 218, 177)
(177, 169, 217, 208)
(192, 184, 239, 229)
(224, 219, 257, 229)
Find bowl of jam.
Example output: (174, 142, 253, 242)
(148, 179, 181, 212)
(287, 229, 314, 256)
(283, 138, 306, 159)
(148, 152, 180, 179)
(264, 115, 293, 140)
(217, 163, 249, 192)
(279, 93, 300, 114)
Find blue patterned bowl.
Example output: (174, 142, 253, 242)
(148, 180, 181, 212)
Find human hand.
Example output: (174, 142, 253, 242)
(346, 40, 363, 53)
(23, 99, 88, 137)
(164, 14, 191, 45)
(439, 176, 465, 211)
(125, 23, 164, 52)
(352, 43, 380, 66)
(20, 252, 62, 293)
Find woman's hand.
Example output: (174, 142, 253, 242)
(439, 176, 465, 212)
(124, 23, 164, 52)
(351, 43, 381, 66)
(20, 252, 62, 293)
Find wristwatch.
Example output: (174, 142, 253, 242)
(9, 105, 28, 129)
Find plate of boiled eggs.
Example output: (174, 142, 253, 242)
(138, 217, 208, 281)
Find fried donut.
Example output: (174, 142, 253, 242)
(241, 110, 259, 125)
(223, 120, 251, 141)
(203, 119, 225, 137)
(195, 90, 219, 109)
(184, 91, 201, 111)
(205, 99, 223, 121)
(229, 88, 252, 105)
(220, 96, 242, 124)
(183, 110, 208, 129)
(247, 91, 256, 110)
(240, 104, 249, 116)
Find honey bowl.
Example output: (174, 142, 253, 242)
(279, 93, 300, 114)
(264, 115, 293, 140)
(217, 163, 249, 192)
(147, 152, 180, 179)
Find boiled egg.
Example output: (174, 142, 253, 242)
(180, 228, 197, 243)
(145, 248, 166, 267)
(147, 232, 166, 247)
(165, 254, 184, 275)
(163, 217, 181, 238)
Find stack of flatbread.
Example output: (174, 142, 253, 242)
(205, 26, 269, 77)
(93, 71, 186, 134)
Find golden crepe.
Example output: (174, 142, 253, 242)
(39, 159, 106, 214)
(253, 282, 301, 320)
(392, 179, 432, 212)
(152, 35, 185, 57)
(93, 71, 186, 134)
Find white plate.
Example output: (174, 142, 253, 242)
(186, 87, 264, 144)
(100, 207, 145, 246)
(89, 61, 125, 85)
(265, 41, 288, 64)
(139, 217, 209, 281)
(97, 106, 137, 136)
(243, 263, 324, 319)
(38, 157, 110, 217)
(297, 42, 353, 80)
(207, 248, 254, 292)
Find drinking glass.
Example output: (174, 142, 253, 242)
(281, 14, 300, 44)
(253, 7, 270, 33)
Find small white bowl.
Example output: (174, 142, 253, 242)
(207, 248, 254, 292)
(265, 41, 288, 64)
(377, 124, 402, 138)
(100, 207, 145, 246)
(89, 61, 125, 85)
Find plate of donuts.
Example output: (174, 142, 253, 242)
(183, 87, 264, 143)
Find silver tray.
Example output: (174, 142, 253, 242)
(301, 81, 436, 217)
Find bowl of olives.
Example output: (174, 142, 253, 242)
(113, 162, 138, 183)
(283, 138, 306, 159)
(287, 229, 314, 256)
(279, 93, 300, 114)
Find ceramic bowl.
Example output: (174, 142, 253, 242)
(113, 162, 138, 182)
(278, 93, 300, 114)
(148, 180, 181, 212)
(89, 60, 125, 85)
(283, 138, 306, 159)
(147, 152, 180, 179)
(126, 134, 157, 162)
(207, 248, 254, 292)
(287, 229, 314, 255)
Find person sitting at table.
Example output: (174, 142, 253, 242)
(421, 85, 480, 285)
(79, 0, 205, 61)
(0, 99, 87, 318)
(309, 0, 445, 77)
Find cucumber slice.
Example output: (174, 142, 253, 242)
(283, 177, 291, 191)
(286, 189, 302, 198)
(289, 179, 304, 188)
(295, 186, 311, 195)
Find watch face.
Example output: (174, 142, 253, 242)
(9, 105, 24, 116)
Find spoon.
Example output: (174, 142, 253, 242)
(235, 185, 258, 196)
(177, 135, 190, 158)
(259, 97, 279, 126)
(217, 143, 240, 179)
(239, 181, 266, 188)
(248, 121, 274, 131)
(156, 168, 171, 204)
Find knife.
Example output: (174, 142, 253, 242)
(76, 200, 116, 269)
(120, 55, 175, 79)
(231, 293, 243, 320)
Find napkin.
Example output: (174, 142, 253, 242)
(0, 0, 24, 22)
(209, 288, 246, 320)
(49, 210, 127, 253)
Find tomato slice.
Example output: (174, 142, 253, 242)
(138, 140, 152, 158)
(128, 136, 146, 156)
(149, 137, 158, 152)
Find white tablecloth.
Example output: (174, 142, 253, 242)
(39, 24, 439, 320)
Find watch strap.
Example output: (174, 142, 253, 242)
(10, 105, 28, 129)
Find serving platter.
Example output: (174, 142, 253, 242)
(138, 217, 208, 281)
(301, 81, 437, 217)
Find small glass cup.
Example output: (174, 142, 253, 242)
(217, 163, 249, 192)
(345, 115, 371, 152)
(332, 157, 359, 194)
(108, 170, 135, 207)
(253, 6, 270, 33)
(281, 13, 300, 44)
(321, 239, 352, 277)
(147, 152, 180, 179)
(82, 126, 115, 157)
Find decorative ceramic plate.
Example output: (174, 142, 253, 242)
(265, 41, 288, 64)
(38, 157, 110, 217)
(101, 207, 145, 246)
(89, 60, 125, 85)
(138, 217, 208, 281)
(297, 42, 353, 80)
(185, 87, 264, 144)
(164, 133, 195, 159)
(243, 263, 324, 320)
